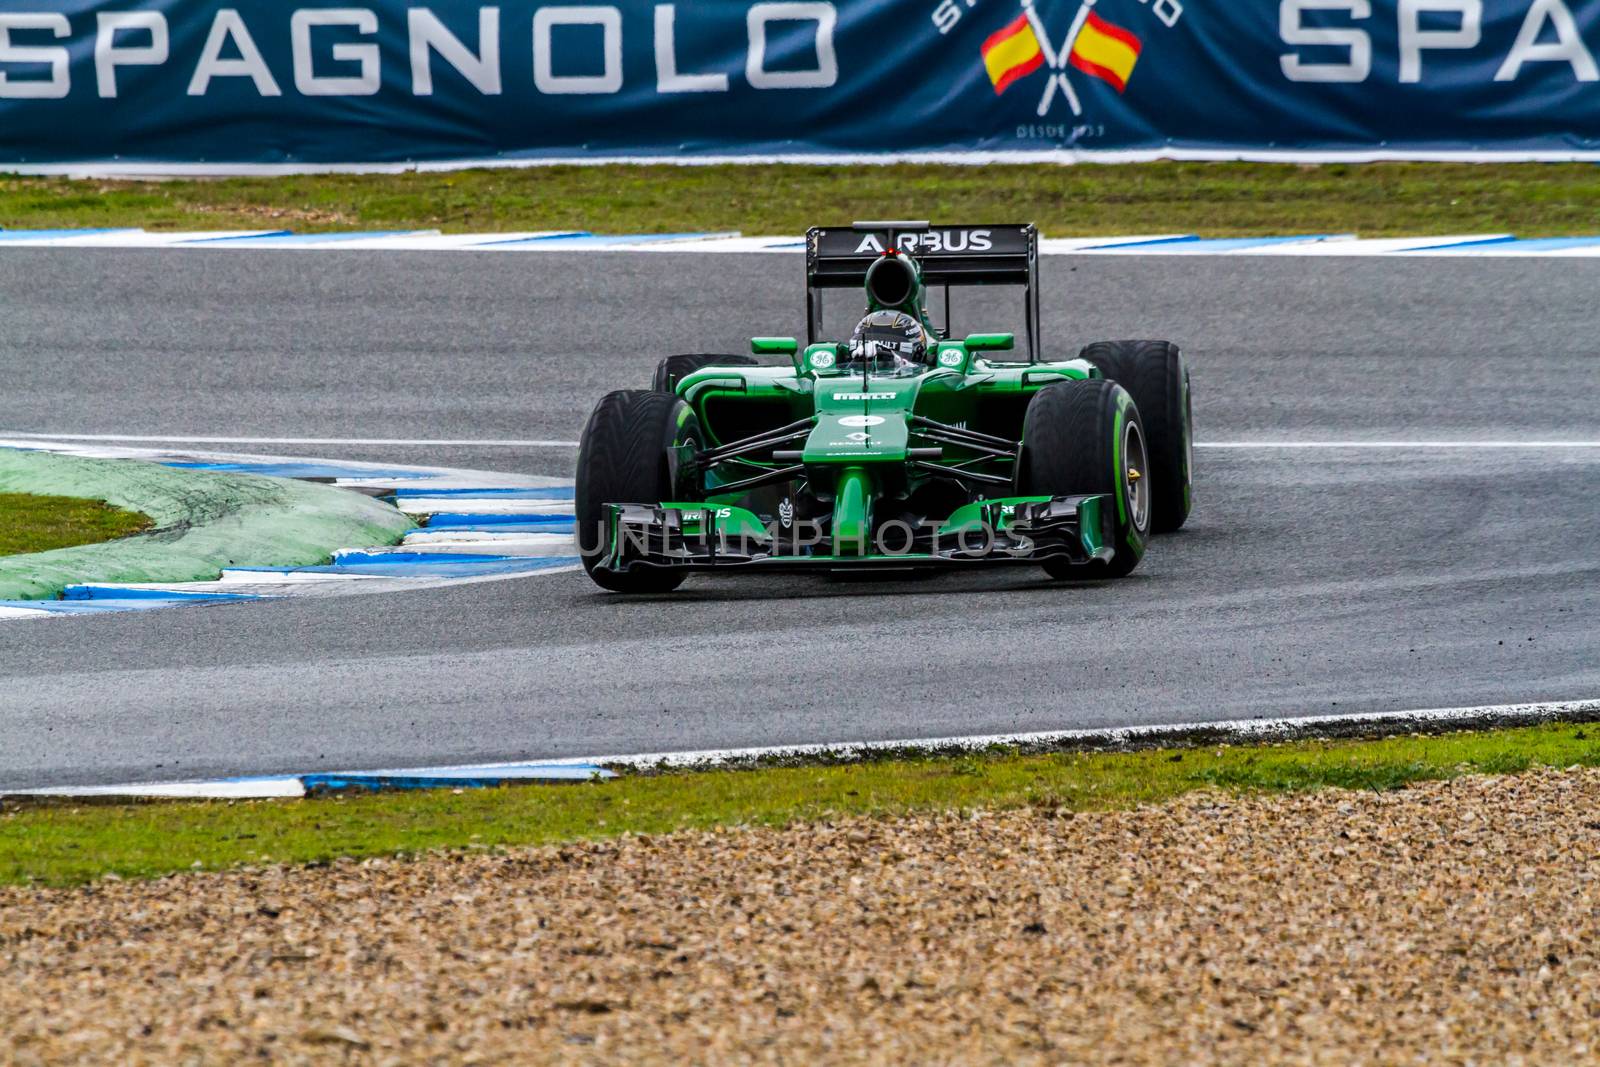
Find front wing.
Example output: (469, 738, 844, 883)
(593, 495, 1116, 577)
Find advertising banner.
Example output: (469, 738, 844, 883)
(1, 0, 1598, 167)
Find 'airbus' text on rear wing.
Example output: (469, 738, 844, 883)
(805, 222, 1041, 360)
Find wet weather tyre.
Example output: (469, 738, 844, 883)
(1017, 379, 1150, 580)
(574, 389, 703, 593)
(652, 354, 758, 394)
(1080, 340, 1193, 533)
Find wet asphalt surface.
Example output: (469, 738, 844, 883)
(1, 249, 1597, 787)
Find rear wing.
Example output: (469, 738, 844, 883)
(805, 221, 1042, 360)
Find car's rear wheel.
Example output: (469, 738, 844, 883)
(1017, 379, 1149, 579)
(574, 389, 702, 593)
(652, 354, 758, 394)
(1080, 340, 1192, 533)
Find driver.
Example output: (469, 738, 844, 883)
(847, 310, 931, 372)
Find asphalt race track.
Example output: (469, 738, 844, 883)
(3, 248, 1599, 788)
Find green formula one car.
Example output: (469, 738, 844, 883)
(575, 221, 1192, 593)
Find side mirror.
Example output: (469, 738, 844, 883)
(751, 336, 798, 356)
(963, 332, 1015, 352)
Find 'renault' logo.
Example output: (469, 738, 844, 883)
(963, 0, 1182, 117)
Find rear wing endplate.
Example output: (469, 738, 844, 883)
(805, 222, 1041, 360)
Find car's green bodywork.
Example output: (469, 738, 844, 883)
(583, 223, 1191, 588)
(665, 342, 1104, 560)
(592, 227, 1135, 577)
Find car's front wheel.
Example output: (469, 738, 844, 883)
(1016, 378, 1150, 579)
(574, 389, 702, 593)
(1080, 340, 1192, 533)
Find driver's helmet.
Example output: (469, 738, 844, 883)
(848, 310, 929, 369)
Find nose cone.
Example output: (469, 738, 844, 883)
(807, 376, 919, 463)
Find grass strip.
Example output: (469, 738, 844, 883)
(6, 162, 1600, 237)
(3, 722, 1597, 887)
(0, 492, 151, 558)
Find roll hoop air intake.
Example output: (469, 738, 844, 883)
(864, 253, 921, 311)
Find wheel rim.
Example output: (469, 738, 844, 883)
(669, 433, 701, 497)
(1123, 420, 1150, 532)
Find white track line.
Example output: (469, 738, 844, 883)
(1200, 440, 1600, 449)
(7, 762, 611, 799)
(12, 778, 309, 799)
(531, 698, 1600, 771)
(0, 433, 579, 447)
(7, 228, 1600, 257)
(10, 698, 1594, 795)
(25, 697, 1587, 796)
(10, 434, 1600, 450)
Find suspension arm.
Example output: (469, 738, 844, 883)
(696, 418, 815, 466)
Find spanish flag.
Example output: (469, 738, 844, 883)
(981, 14, 1045, 95)
(1068, 12, 1142, 93)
